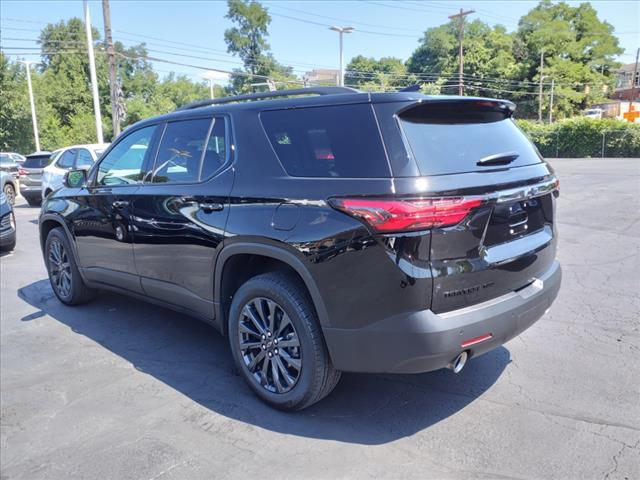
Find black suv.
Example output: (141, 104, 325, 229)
(40, 87, 561, 410)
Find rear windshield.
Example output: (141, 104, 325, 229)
(23, 155, 52, 168)
(261, 104, 390, 178)
(398, 106, 542, 176)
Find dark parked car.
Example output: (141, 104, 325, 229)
(39, 87, 561, 410)
(19, 151, 53, 207)
(1, 188, 16, 251)
(0, 153, 20, 178)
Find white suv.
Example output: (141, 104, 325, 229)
(42, 144, 109, 199)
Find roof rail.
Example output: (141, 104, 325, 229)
(176, 86, 360, 111)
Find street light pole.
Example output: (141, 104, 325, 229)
(538, 49, 545, 122)
(329, 26, 354, 87)
(19, 60, 40, 151)
(549, 78, 555, 123)
(83, 0, 104, 144)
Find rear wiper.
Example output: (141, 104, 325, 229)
(477, 151, 519, 166)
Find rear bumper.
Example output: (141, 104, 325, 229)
(323, 260, 561, 373)
(19, 184, 41, 198)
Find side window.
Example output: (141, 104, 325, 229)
(261, 104, 390, 178)
(76, 149, 94, 167)
(56, 150, 76, 169)
(151, 118, 212, 184)
(200, 118, 227, 179)
(97, 125, 157, 186)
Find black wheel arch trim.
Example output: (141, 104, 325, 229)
(39, 213, 89, 285)
(214, 242, 330, 335)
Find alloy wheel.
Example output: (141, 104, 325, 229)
(3, 185, 15, 205)
(238, 297, 302, 394)
(48, 239, 72, 298)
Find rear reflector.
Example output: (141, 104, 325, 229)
(329, 197, 483, 232)
(461, 333, 493, 348)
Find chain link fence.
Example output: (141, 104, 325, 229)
(525, 129, 640, 158)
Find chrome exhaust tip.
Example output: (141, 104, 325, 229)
(449, 351, 468, 374)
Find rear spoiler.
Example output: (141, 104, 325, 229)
(397, 98, 516, 124)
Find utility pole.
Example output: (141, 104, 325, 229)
(83, 0, 104, 144)
(19, 60, 40, 151)
(329, 26, 354, 87)
(449, 8, 474, 96)
(549, 78, 555, 123)
(102, 0, 120, 138)
(538, 49, 545, 122)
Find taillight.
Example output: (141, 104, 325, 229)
(329, 197, 483, 232)
(18, 168, 28, 177)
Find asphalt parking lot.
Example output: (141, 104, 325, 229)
(1, 158, 639, 480)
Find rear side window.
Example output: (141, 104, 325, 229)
(152, 118, 214, 184)
(261, 104, 390, 178)
(398, 103, 542, 176)
(200, 118, 227, 179)
(76, 149, 94, 167)
(57, 149, 76, 168)
(23, 155, 51, 168)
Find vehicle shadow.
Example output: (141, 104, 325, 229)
(18, 279, 510, 445)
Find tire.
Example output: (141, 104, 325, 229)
(3, 183, 16, 205)
(26, 197, 42, 207)
(228, 271, 341, 411)
(45, 227, 95, 305)
(0, 237, 16, 252)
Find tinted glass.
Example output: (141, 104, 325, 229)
(0, 154, 11, 164)
(152, 118, 211, 183)
(57, 150, 76, 169)
(97, 125, 157, 186)
(201, 118, 227, 179)
(76, 149, 94, 167)
(23, 155, 51, 168)
(399, 118, 542, 176)
(261, 104, 390, 178)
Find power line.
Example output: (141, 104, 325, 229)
(263, 2, 424, 33)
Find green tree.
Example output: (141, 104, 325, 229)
(515, 0, 623, 118)
(345, 56, 417, 91)
(224, 0, 299, 92)
(125, 73, 210, 124)
(0, 54, 35, 153)
(407, 19, 520, 96)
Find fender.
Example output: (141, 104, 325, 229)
(214, 242, 330, 334)
(39, 213, 90, 285)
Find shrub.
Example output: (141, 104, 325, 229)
(516, 118, 640, 158)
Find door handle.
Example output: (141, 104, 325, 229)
(112, 200, 130, 209)
(199, 202, 224, 213)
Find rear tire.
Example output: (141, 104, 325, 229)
(45, 227, 95, 305)
(228, 271, 341, 411)
(3, 183, 16, 205)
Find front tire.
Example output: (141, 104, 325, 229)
(45, 227, 95, 305)
(228, 271, 341, 411)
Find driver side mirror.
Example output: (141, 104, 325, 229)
(64, 169, 87, 188)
